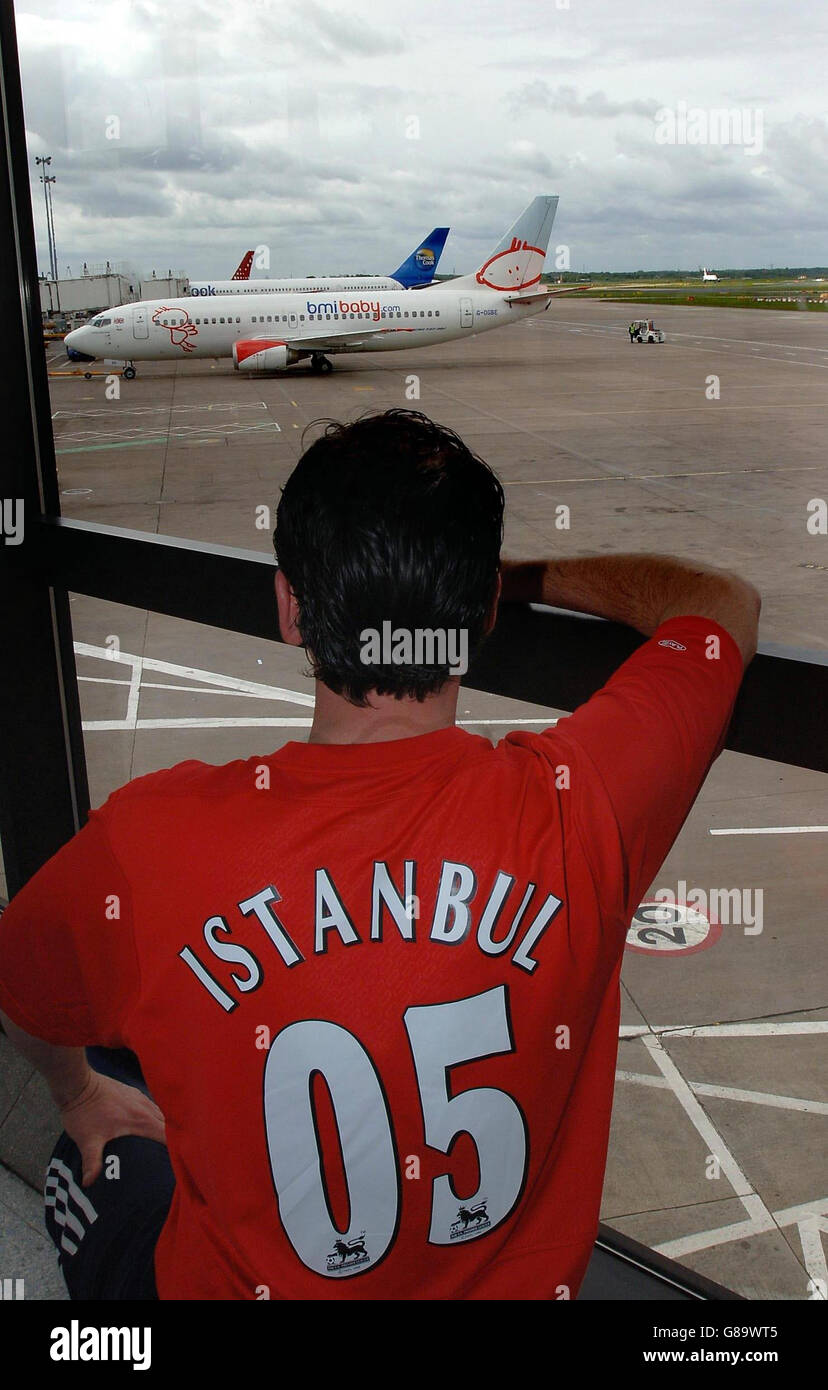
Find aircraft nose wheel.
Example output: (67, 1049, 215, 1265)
(122, 364, 137, 380)
(310, 354, 333, 375)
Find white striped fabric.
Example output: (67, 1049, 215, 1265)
(45, 1156, 98, 1255)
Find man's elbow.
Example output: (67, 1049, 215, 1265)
(722, 575, 762, 669)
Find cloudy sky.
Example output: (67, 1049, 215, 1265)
(15, 0, 828, 279)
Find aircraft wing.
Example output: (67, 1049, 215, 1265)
(284, 325, 418, 351)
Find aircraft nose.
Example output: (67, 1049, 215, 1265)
(64, 327, 95, 362)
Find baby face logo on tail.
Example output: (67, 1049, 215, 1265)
(476, 237, 546, 291)
(152, 306, 198, 352)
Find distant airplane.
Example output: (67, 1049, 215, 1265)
(187, 229, 451, 298)
(702, 267, 719, 281)
(65, 198, 564, 378)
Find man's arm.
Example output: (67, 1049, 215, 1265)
(0, 1010, 91, 1106)
(0, 1009, 166, 1186)
(500, 554, 761, 667)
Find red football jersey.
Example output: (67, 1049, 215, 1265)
(0, 616, 743, 1299)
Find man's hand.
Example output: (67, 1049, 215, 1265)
(59, 1070, 167, 1187)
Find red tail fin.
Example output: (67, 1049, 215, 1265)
(231, 251, 254, 280)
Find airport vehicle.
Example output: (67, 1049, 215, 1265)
(631, 319, 665, 343)
(187, 229, 451, 298)
(702, 267, 719, 281)
(64, 198, 561, 377)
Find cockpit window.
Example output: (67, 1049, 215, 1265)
(90, 317, 111, 327)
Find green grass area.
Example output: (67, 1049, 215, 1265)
(564, 288, 827, 311)
(540, 267, 828, 311)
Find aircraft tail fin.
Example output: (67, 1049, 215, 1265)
(232, 251, 255, 280)
(453, 196, 559, 292)
(390, 228, 450, 287)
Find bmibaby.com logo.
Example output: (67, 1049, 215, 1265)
(50, 1321, 151, 1371)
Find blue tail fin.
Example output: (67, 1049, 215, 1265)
(390, 227, 450, 287)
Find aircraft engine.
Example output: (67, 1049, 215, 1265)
(232, 340, 299, 371)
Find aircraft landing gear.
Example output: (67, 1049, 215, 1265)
(310, 354, 333, 375)
(123, 364, 137, 380)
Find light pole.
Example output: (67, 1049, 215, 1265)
(45, 175, 57, 280)
(34, 154, 53, 278)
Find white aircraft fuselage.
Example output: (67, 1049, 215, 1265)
(66, 283, 550, 368)
(187, 276, 407, 296)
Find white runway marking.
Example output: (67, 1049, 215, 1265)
(616, 1070, 828, 1114)
(83, 717, 315, 730)
(620, 1021, 828, 1038)
(797, 1218, 828, 1297)
(53, 402, 268, 418)
(74, 642, 314, 705)
(542, 318, 828, 369)
(613, 1019, 828, 1287)
(57, 420, 280, 446)
(710, 825, 828, 835)
(74, 645, 559, 731)
(506, 463, 825, 486)
(549, 318, 828, 354)
(82, 716, 557, 731)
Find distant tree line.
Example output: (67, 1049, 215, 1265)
(540, 267, 828, 282)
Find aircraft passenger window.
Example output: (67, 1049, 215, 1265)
(220, 317, 225, 323)
(300, 315, 305, 321)
(211, 317, 216, 324)
(427, 311, 432, 317)
(436, 311, 440, 317)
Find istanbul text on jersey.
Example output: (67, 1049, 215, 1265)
(178, 860, 564, 1011)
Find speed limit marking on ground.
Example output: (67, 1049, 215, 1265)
(625, 901, 721, 956)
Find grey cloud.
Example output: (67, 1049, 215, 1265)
(506, 81, 660, 120)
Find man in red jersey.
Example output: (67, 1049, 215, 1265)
(0, 410, 760, 1300)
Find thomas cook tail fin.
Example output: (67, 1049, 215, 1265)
(390, 228, 450, 287)
(453, 196, 558, 292)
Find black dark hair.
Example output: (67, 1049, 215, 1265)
(273, 409, 505, 705)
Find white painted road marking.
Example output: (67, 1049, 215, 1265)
(74, 645, 559, 731)
(710, 825, 828, 835)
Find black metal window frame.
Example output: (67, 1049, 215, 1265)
(1, 3, 824, 1301)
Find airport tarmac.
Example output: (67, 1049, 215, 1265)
(2, 300, 826, 1300)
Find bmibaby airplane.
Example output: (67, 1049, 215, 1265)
(64, 197, 560, 378)
(188, 227, 450, 296)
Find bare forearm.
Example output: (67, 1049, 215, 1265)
(500, 554, 761, 666)
(0, 1009, 91, 1108)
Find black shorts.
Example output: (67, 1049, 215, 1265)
(44, 1047, 175, 1300)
